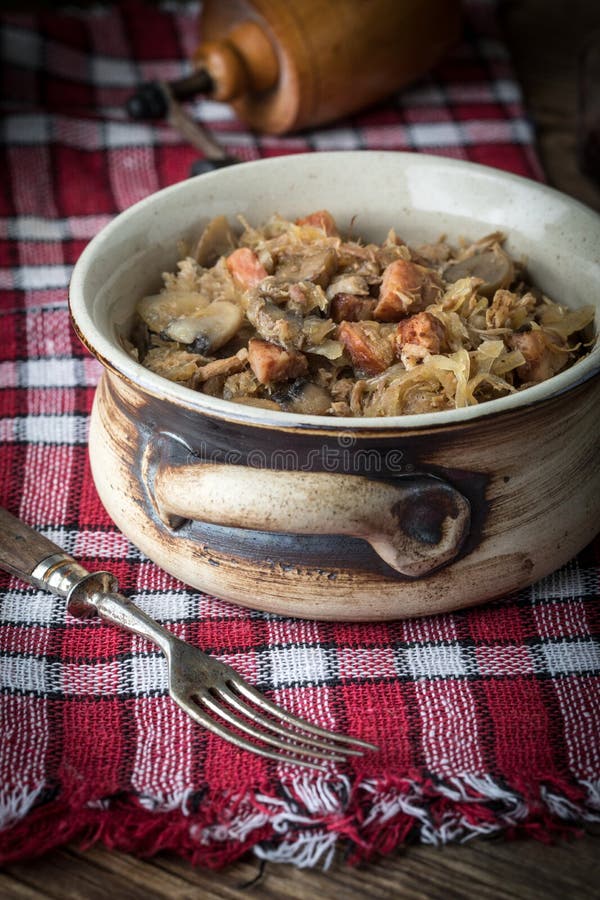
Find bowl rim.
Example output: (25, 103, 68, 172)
(69, 150, 600, 432)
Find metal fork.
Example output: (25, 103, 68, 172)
(0, 507, 377, 769)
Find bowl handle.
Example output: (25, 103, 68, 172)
(141, 433, 470, 577)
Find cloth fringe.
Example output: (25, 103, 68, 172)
(0, 782, 46, 834)
(1, 771, 597, 869)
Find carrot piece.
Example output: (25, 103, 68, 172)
(226, 248, 268, 289)
(296, 210, 338, 236)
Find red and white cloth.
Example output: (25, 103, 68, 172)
(0, 0, 598, 871)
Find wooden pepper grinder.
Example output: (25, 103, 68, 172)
(128, 0, 461, 135)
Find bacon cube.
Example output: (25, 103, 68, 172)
(337, 321, 394, 376)
(248, 338, 308, 384)
(330, 293, 377, 323)
(395, 311, 445, 357)
(508, 328, 567, 383)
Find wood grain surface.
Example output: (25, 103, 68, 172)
(2, 1, 600, 897)
(3, 831, 600, 899)
(0, 507, 68, 583)
(501, 0, 600, 213)
(199, 0, 461, 133)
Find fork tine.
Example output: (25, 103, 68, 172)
(198, 689, 349, 763)
(172, 692, 329, 771)
(230, 678, 379, 752)
(214, 683, 365, 756)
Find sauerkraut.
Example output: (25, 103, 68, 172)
(128, 210, 596, 417)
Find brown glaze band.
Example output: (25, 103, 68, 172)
(141, 431, 470, 577)
(87, 369, 600, 620)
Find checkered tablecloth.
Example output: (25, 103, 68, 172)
(0, 0, 598, 871)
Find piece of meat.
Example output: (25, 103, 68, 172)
(485, 289, 536, 330)
(507, 328, 568, 383)
(194, 349, 249, 384)
(330, 293, 377, 323)
(337, 321, 395, 376)
(226, 248, 268, 290)
(395, 312, 445, 356)
(395, 311, 446, 369)
(374, 259, 442, 321)
(330, 377, 355, 402)
(296, 210, 338, 236)
(142, 345, 202, 383)
(248, 338, 309, 384)
(330, 400, 352, 416)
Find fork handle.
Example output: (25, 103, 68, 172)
(0, 506, 68, 583)
(0, 505, 116, 617)
(0, 506, 177, 653)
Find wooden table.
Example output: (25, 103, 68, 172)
(2, 830, 599, 899)
(2, 1, 599, 896)
(501, 0, 600, 213)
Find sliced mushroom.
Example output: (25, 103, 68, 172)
(163, 300, 244, 353)
(443, 245, 514, 297)
(246, 296, 304, 348)
(194, 215, 237, 268)
(290, 382, 332, 415)
(275, 248, 338, 288)
(137, 291, 210, 334)
(271, 379, 332, 415)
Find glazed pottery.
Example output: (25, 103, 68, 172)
(69, 152, 600, 620)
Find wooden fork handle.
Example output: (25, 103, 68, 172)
(0, 506, 70, 584)
(0, 506, 119, 618)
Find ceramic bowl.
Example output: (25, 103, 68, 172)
(69, 152, 600, 620)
